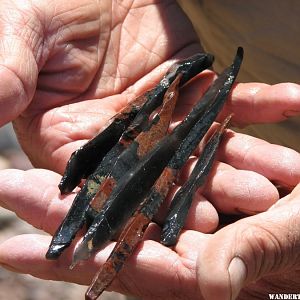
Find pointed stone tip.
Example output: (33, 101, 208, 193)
(161, 227, 177, 247)
(85, 292, 95, 300)
(72, 241, 91, 265)
(237, 46, 244, 58)
(58, 180, 72, 194)
(45, 244, 67, 260)
(161, 233, 177, 247)
(85, 288, 99, 300)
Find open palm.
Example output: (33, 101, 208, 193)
(3, 0, 300, 173)
(2, 0, 200, 173)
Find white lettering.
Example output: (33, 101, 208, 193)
(269, 294, 300, 300)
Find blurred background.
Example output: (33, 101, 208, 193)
(0, 123, 130, 300)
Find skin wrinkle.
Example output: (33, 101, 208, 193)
(33, 5, 58, 71)
(110, 2, 129, 88)
(46, 6, 101, 66)
(120, 240, 195, 300)
(239, 271, 300, 299)
(29, 6, 48, 68)
(15, 115, 39, 163)
(238, 143, 264, 172)
(23, 3, 104, 117)
(1, 3, 43, 63)
(135, 9, 162, 63)
(168, 256, 186, 298)
(0, 63, 30, 110)
(98, 29, 120, 94)
(281, 148, 300, 180)
(51, 4, 91, 31)
(172, 240, 200, 299)
(144, 257, 190, 300)
(1, 71, 27, 127)
(14, 12, 44, 62)
(282, 208, 300, 267)
(39, 185, 63, 234)
(48, 99, 112, 145)
(50, 257, 67, 282)
(227, 135, 300, 186)
(63, 44, 98, 74)
(218, 169, 233, 204)
(239, 222, 286, 283)
(109, 0, 200, 97)
(243, 179, 252, 211)
(121, 23, 156, 58)
(262, 270, 300, 292)
(111, 11, 148, 92)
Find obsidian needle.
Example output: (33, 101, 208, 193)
(161, 114, 232, 246)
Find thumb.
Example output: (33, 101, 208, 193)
(196, 187, 300, 300)
(0, 2, 41, 126)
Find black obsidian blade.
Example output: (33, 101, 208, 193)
(46, 53, 214, 260)
(72, 48, 243, 264)
(46, 72, 179, 259)
(141, 47, 243, 244)
(58, 53, 214, 194)
(161, 115, 232, 246)
(58, 103, 141, 195)
(86, 75, 181, 220)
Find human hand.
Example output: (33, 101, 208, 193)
(2, 0, 300, 299)
(0, 0, 204, 174)
(1, 130, 300, 299)
(196, 182, 300, 300)
(2, 0, 300, 177)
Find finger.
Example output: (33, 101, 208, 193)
(0, 233, 201, 299)
(205, 161, 279, 214)
(175, 229, 210, 260)
(0, 234, 110, 285)
(196, 186, 300, 300)
(0, 168, 77, 234)
(219, 130, 300, 188)
(220, 82, 300, 126)
(184, 193, 219, 233)
(0, 2, 42, 125)
(0, 167, 219, 240)
(178, 158, 279, 214)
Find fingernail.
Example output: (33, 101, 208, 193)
(228, 257, 247, 300)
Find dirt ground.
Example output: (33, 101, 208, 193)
(0, 124, 131, 300)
